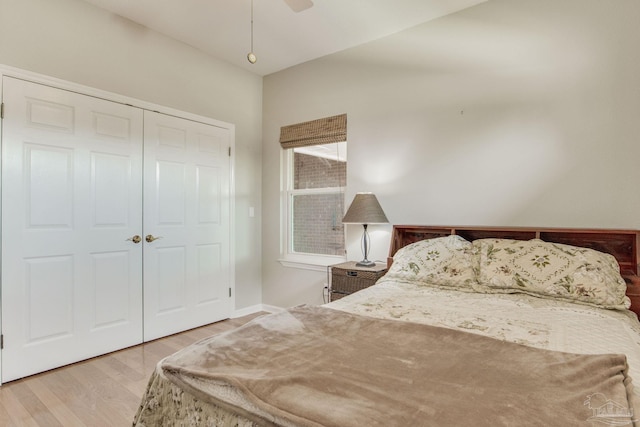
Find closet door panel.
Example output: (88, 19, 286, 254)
(92, 152, 132, 226)
(143, 111, 232, 341)
(1, 77, 144, 382)
(156, 160, 187, 224)
(197, 243, 222, 304)
(91, 251, 133, 329)
(156, 246, 187, 312)
(25, 144, 74, 228)
(25, 256, 74, 342)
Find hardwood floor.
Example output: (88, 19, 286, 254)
(0, 312, 265, 426)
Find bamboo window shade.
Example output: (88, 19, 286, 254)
(279, 113, 347, 149)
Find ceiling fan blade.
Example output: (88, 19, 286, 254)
(283, 0, 314, 13)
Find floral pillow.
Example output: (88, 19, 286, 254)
(473, 238, 630, 309)
(386, 235, 477, 290)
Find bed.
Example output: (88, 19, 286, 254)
(133, 226, 640, 426)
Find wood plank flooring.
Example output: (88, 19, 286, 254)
(0, 312, 265, 427)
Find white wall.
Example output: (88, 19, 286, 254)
(262, 0, 640, 308)
(0, 0, 264, 310)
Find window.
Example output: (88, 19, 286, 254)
(279, 114, 348, 269)
(287, 143, 347, 259)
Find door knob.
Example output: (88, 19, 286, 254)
(126, 235, 142, 244)
(145, 234, 163, 243)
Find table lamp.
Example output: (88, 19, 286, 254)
(342, 192, 389, 267)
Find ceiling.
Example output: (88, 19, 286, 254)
(80, 0, 487, 76)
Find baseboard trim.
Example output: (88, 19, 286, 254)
(232, 304, 284, 318)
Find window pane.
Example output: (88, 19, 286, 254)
(293, 142, 346, 190)
(292, 193, 345, 255)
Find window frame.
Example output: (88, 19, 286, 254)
(279, 147, 347, 271)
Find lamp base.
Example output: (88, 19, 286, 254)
(355, 260, 376, 267)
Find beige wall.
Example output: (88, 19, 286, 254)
(3, 0, 639, 310)
(0, 0, 264, 310)
(262, 0, 640, 307)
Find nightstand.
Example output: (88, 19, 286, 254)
(328, 261, 387, 302)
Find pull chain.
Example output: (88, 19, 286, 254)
(247, 0, 257, 64)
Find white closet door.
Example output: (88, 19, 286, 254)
(143, 111, 232, 341)
(1, 77, 144, 382)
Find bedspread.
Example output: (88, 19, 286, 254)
(142, 305, 636, 427)
(134, 281, 640, 426)
(330, 278, 640, 393)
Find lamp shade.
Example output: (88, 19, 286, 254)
(342, 193, 388, 224)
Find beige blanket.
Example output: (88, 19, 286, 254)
(161, 306, 637, 427)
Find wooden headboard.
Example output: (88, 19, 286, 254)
(388, 225, 640, 316)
